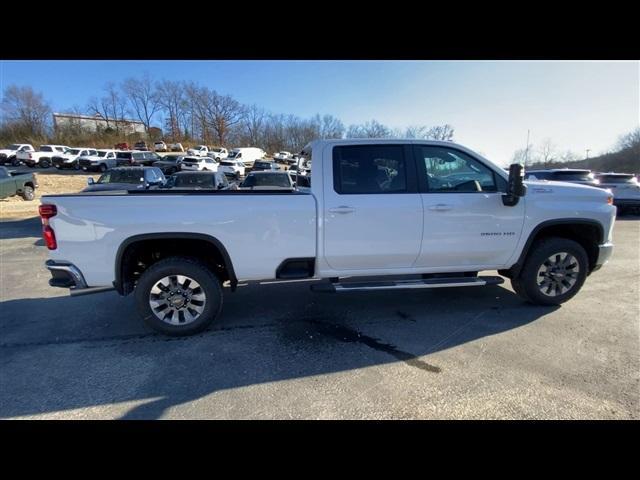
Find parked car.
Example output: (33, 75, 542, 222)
(154, 141, 168, 152)
(287, 164, 309, 176)
(18, 145, 70, 168)
(252, 160, 281, 172)
(180, 156, 218, 172)
(83, 167, 166, 192)
(41, 139, 616, 337)
(227, 147, 266, 168)
(134, 141, 149, 151)
(115, 151, 161, 167)
(0, 144, 35, 166)
(594, 173, 640, 214)
(186, 145, 210, 157)
(152, 155, 184, 175)
(239, 171, 294, 190)
(52, 148, 98, 170)
(209, 147, 228, 161)
(114, 143, 130, 150)
(0, 166, 38, 200)
(78, 149, 119, 172)
(218, 159, 246, 180)
(171, 143, 185, 152)
(166, 171, 231, 190)
(524, 169, 600, 187)
(273, 151, 292, 163)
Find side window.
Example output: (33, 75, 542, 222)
(333, 145, 407, 194)
(417, 146, 501, 193)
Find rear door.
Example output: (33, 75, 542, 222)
(413, 144, 524, 268)
(322, 143, 423, 270)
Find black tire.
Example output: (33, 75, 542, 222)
(515, 237, 589, 306)
(135, 256, 223, 336)
(99, 163, 107, 173)
(168, 167, 176, 175)
(21, 186, 35, 201)
(73, 160, 80, 170)
(10, 156, 20, 166)
(40, 158, 51, 168)
(27, 163, 34, 168)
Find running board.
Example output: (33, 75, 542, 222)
(311, 276, 504, 293)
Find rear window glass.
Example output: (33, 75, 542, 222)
(333, 145, 407, 194)
(597, 174, 637, 184)
(116, 152, 132, 159)
(242, 173, 291, 188)
(97, 170, 144, 184)
(551, 171, 594, 182)
(174, 174, 216, 188)
(40, 146, 54, 152)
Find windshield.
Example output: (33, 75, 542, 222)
(5, 144, 21, 150)
(551, 171, 594, 182)
(173, 174, 216, 188)
(241, 173, 291, 188)
(227, 150, 239, 158)
(96, 151, 108, 157)
(67, 149, 81, 155)
(40, 146, 54, 152)
(97, 170, 144, 184)
(597, 174, 637, 184)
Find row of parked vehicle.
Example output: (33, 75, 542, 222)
(81, 167, 309, 193)
(522, 168, 640, 214)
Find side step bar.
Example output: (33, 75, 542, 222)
(311, 276, 504, 293)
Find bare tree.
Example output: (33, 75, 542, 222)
(312, 114, 345, 139)
(617, 128, 640, 151)
(156, 80, 187, 141)
(511, 148, 529, 165)
(241, 104, 267, 145)
(122, 74, 160, 132)
(559, 150, 579, 163)
(203, 91, 244, 146)
(346, 120, 391, 138)
(537, 138, 557, 167)
(424, 124, 454, 141)
(1, 85, 52, 136)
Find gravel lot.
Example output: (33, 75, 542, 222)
(0, 215, 638, 419)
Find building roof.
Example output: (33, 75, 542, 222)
(53, 112, 145, 125)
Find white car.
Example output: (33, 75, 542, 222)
(0, 144, 35, 166)
(186, 145, 210, 157)
(595, 173, 640, 214)
(273, 151, 292, 163)
(154, 141, 168, 152)
(218, 159, 246, 180)
(209, 147, 228, 161)
(41, 139, 617, 337)
(180, 156, 218, 172)
(78, 149, 118, 172)
(52, 148, 98, 170)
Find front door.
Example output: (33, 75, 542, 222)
(413, 144, 525, 269)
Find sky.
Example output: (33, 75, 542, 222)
(1, 60, 638, 165)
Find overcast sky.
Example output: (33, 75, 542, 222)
(1, 60, 638, 165)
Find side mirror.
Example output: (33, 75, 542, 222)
(502, 163, 527, 206)
(87, 177, 94, 185)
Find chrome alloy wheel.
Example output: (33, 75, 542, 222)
(148, 275, 206, 325)
(536, 252, 580, 297)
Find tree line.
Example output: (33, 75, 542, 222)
(0, 78, 454, 153)
(512, 129, 640, 173)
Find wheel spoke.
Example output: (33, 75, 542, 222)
(149, 274, 207, 326)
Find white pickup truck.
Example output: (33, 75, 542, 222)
(17, 144, 70, 168)
(40, 139, 616, 336)
(0, 144, 35, 166)
(186, 145, 210, 157)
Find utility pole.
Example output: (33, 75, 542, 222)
(524, 129, 531, 166)
(586, 149, 591, 168)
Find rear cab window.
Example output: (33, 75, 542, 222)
(332, 145, 413, 194)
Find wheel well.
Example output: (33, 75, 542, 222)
(116, 235, 236, 295)
(23, 182, 35, 190)
(503, 221, 602, 278)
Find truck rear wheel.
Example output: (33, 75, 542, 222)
(40, 158, 51, 168)
(135, 256, 223, 336)
(514, 237, 588, 306)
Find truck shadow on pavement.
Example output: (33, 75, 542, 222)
(0, 279, 559, 419)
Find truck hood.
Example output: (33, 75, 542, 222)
(0, 149, 18, 155)
(525, 180, 612, 199)
(79, 155, 103, 162)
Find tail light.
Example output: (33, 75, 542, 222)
(606, 195, 613, 205)
(39, 204, 57, 250)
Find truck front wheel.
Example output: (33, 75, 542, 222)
(135, 256, 223, 336)
(21, 186, 35, 201)
(513, 237, 588, 306)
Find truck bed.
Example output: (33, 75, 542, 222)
(43, 190, 317, 286)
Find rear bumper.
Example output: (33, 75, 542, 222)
(592, 242, 614, 272)
(45, 260, 88, 289)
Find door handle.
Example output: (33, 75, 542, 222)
(329, 206, 356, 214)
(428, 204, 453, 212)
